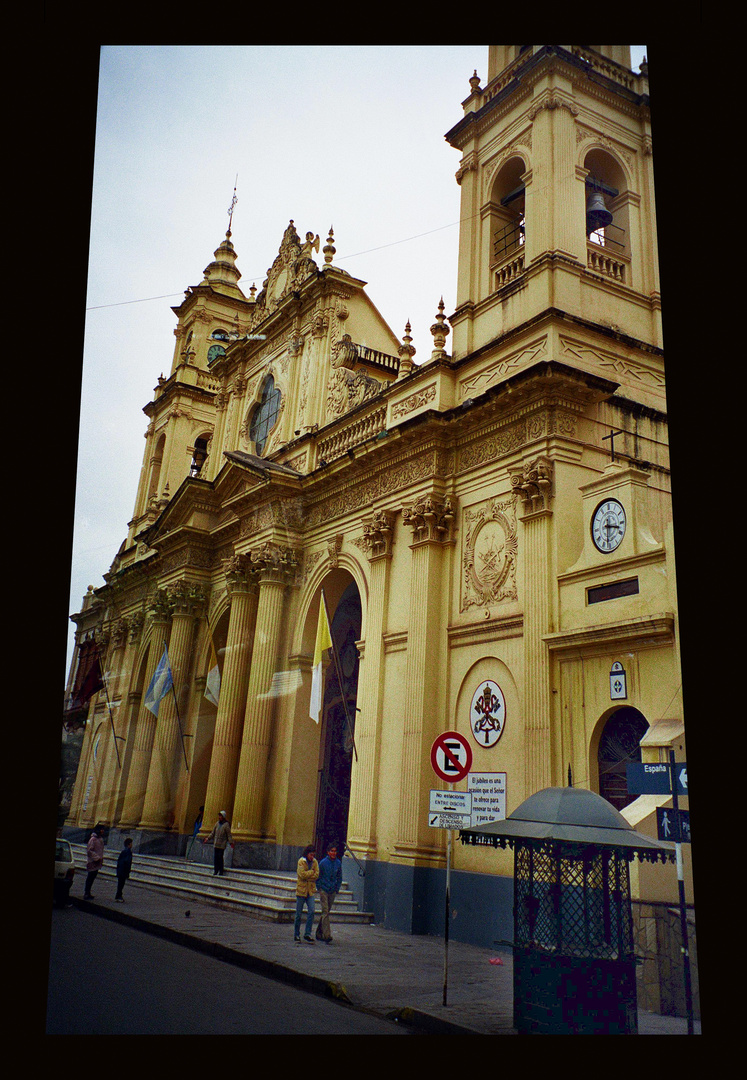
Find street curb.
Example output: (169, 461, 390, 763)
(72, 896, 353, 1004)
(70, 897, 490, 1034)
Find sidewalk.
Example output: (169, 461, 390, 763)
(67, 880, 699, 1035)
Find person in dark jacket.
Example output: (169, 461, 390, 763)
(114, 838, 133, 901)
(83, 825, 105, 899)
(315, 843, 343, 943)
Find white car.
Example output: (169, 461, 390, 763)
(54, 839, 75, 905)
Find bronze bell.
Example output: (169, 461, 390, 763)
(586, 189, 613, 234)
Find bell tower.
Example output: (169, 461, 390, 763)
(446, 46, 659, 360)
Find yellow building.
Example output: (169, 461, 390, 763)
(64, 45, 692, 949)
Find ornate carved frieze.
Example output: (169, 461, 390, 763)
(508, 455, 554, 513)
(401, 495, 456, 546)
(459, 337, 548, 399)
(559, 335, 665, 392)
(462, 495, 518, 611)
(391, 383, 436, 420)
(458, 418, 527, 473)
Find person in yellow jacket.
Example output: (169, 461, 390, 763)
(294, 845, 319, 943)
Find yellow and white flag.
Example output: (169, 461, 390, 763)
(204, 638, 221, 707)
(309, 596, 332, 724)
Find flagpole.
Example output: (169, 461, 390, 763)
(321, 589, 358, 762)
(168, 665, 190, 772)
(95, 644, 124, 769)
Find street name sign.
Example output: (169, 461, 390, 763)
(431, 731, 473, 783)
(626, 761, 689, 797)
(467, 771, 506, 826)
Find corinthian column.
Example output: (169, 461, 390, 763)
(231, 543, 297, 843)
(202, 556, 258, 828)
(119, 594, 172, 827)
(347, 510, 396, 860)
(395, 495, 456, 858)
(140, 583, 205, 830)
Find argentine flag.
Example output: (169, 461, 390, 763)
(144, 646, 173, 715)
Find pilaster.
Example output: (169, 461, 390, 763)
(395, 495, 456, 859)
(347, 509, 396, 859)
(509, 456, 555, 791)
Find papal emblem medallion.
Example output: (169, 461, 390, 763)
(470, 680, 506, 747)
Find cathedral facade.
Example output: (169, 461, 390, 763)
(64, 46, 691, 943)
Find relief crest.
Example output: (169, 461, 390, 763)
(462, 496, 518, 610)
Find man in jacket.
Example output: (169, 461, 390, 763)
(83, 824, 105, 899)
(294, 845, 319, 943)
(114, 837, 133, 901)
(203, 810, 234, 876)
(315, 842, 343, 943)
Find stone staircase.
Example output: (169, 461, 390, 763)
(70, 845, 373, 925)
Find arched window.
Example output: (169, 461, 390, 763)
(249, 375, 282, 455)
(597, 706, 649, 812)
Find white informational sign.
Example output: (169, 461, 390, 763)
(467, 771, 507, 826)
(428, 789, 473, 830)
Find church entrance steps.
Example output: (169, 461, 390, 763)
(70, 845, 373, 925)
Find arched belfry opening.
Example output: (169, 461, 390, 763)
(596, 706, 649, 812)
(314, 578, 362, 855)
(488, 156, 526, 288)
(583, 147, 630, 271)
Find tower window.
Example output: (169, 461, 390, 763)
(211, 328, 229, 341)
(190, 436, 209, 477)
(249, 375, 282, 455)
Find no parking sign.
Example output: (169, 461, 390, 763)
(431, 730, 472, 783)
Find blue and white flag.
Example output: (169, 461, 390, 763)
(144, 646, 173, 715)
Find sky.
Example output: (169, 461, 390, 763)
(65, 44, 648, 681)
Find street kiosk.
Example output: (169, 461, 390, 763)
(460, 787, 674, 1034)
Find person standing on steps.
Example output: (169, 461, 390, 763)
(83, 824, 105, 899)
(294, 845, 319, 943)
(114, 837, 133, 901)
(203, 810, 234, 876)
(315, 842, 342, 943)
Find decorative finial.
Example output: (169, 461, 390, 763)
(429, 298, 450, 361)
(397, 320, 416, 379)
(469, 70, 481, 93)
(227, 175, 238, 236)
(323, 226, 336, 266)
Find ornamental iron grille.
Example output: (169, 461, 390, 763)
(514, 840, 633, 960)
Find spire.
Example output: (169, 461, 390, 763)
(199, 181, 246, 299)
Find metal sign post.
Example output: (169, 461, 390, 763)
(670, 749, 694, 1036)
(444, 786, 451, 1008)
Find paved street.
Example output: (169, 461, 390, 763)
(46, 907, 412, 1035)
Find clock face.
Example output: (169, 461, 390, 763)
(591, 499, 626, 553)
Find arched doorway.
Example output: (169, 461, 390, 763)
(315, 581, 361, 854)
(597, 706, 649, 811)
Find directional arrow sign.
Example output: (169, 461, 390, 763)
(430, 789, 472, 815)
(431, 731, 472, 783)
(674, 764, 688, 797)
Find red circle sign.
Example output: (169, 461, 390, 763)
(431, 730, 473, 783)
